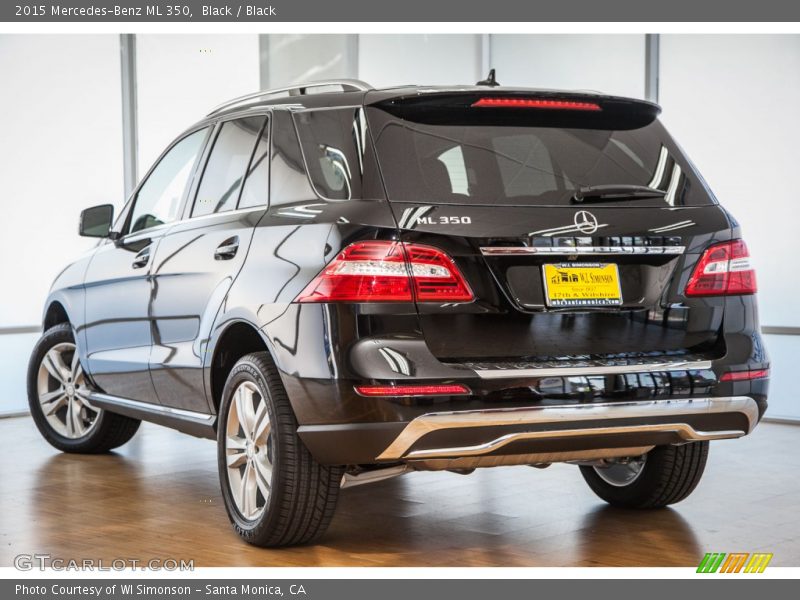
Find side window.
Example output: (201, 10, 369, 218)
(129, 128, 208, 235)
(192, 116, 266, 218)
(238, 119, 270, 209)
(294, 108, 365, 201)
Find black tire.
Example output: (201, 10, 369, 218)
(27, 323, 141, 453)
(217, 352, 344, 547)
(579, 442, 709, 508)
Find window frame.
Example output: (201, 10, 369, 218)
(187, 113, 271, 220)
(120, 124, 213, 239)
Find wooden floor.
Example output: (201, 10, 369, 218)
(1, 415, 799, 567)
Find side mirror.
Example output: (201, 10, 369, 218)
(79, 204, 114, 238)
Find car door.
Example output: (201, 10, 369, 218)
(83, 126, 210, 403)
(148, 114, 270, 412)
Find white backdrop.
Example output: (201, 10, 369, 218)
(359, 35, 483, 87)
(0, 35, 124, 327)
(136, 34, 260, 175)
(491, 34, 646, 98)
(659, 34, 800, 420)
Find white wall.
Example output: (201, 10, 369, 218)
(359, 35, 482, 88)
(660, 35, 800, 420)
(265, 34, 355, 88)
(0, 35, 124, 327)
(0, 35, 125, 414)
(490, 34, 646, 98)
(660, 35, 800, 328)
(136, 35, 260, 175)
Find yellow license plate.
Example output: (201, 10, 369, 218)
(543, 263, 622, 307)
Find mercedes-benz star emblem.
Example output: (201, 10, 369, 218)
(574, 210, 599, 234)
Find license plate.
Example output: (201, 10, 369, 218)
(543, 263, 622, 307)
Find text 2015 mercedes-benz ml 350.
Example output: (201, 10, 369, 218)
(28, 79, 769, 547)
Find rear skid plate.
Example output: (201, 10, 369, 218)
(376, 396, 758, 461)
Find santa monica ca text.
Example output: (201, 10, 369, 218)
(16, 584, 306, 596)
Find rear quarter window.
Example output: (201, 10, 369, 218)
(293, 108, 369, 201)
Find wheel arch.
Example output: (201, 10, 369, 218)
(207, 319, 276, 415)
(43, 300, 70, 330)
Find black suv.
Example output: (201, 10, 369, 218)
(28, 79, 769, 547)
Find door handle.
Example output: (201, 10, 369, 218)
(214, 237, 240, 261)
(132, 247, 150, 269)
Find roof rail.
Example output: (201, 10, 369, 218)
(207, 79, 374, 116)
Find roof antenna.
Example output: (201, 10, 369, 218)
(476, 69, 500, 87)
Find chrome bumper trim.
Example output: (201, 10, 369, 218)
(471, 359, 713, 380)
(376, 396, 758, 461)
(480, 245, 685, 256)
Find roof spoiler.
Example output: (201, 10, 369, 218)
(368, 90, 661, 130)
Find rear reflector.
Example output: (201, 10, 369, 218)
(354, 384, 471, 397)
(720, 369, 770, 382)
(295, 240, 473, 303)
(685, 240, 757, 296)
(472, 97, 602, 111)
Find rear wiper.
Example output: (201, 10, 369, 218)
(572, 184, 666, 203)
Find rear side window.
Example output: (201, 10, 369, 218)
(367, 106, 713, 207)
(192, 116, 266, 217)
(294, 108, 368, 200)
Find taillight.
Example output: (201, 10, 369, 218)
(295, 240, 474, 303)
(354, 384, 470, 397)
(720, 369, 769, 382)
(685, 240, 757, 297)
(472, 97, 602, 111)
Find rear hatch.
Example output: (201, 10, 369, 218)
(365, 89, 731, 363)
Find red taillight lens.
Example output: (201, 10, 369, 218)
(472, 97, 602, 111)
(685, 240, 757, 297)
(354, 384, 470, 397)
(295, 241, 474, 303)
(720, 369, 770, 382)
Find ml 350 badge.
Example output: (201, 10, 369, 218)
(543, 262, 622, 307)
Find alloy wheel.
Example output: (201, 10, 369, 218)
(592, 455, 647, 487)
(36, 342, 100, 438)
(225, 381, 274, 521)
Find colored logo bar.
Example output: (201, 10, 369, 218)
(697, 552, 773, 573)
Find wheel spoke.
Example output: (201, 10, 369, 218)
(252, 401, 271, 444)
(70, 350, 81, 379)
(74, 392, 97, 412)
(253, 455, 272, 499)
(225, 435, 248, 469)
(64, 398, 75, 437)
(226, 435, 247, 450)
(226, 452, 247, 469)
(239, 462, 259, 519)
(43, 350, 70, 385)
(40, 390, 67, 416)
(234, 386, 255, 439)
(71, 401, 87, 436)
(73, 363, 84, 385)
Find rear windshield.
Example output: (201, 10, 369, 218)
(366, 107, 714, 207)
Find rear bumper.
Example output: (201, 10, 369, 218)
(266, 304, 768, 466)
(298, 395, 759, 466)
